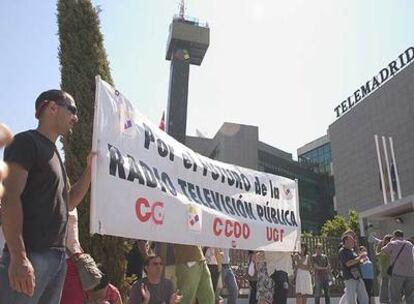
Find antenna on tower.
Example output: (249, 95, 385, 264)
(179, 0, 185, 19)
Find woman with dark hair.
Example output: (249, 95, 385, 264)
(247, 251, 258, 304)
(60, 209, 87, 304)
(293, 243, 313, 304)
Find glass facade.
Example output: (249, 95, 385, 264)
(258, 150, 334, 233)
(186, 129, 336, 234)
(299, 143, 332, 174)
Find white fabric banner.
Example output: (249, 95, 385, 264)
(91, 77, 301, 251)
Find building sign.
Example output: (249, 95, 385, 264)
(334, 46, 414, 118)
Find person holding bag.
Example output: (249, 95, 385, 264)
(60, 208, 87, 303)
(338, 235, 369, 304)
(381, 230, 414, 304)
(61, 208, 103, 303)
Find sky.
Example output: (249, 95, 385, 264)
(0, 0, 413, 159)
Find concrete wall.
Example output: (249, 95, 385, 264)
(370, 211, 414, 239)
(208, 122, 259, 170)
(185, 136, 213, 155)
(328, 62, 414, 215)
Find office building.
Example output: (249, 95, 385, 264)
(320, 47, 414, 237)
(186, 123, 335, 232)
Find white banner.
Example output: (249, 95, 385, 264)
(91, 77, 301, 251)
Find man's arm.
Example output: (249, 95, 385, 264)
(169, 280, 183, 304)
(0, 123, 13, 199)
(68, 153, 94, 210)
(2, 162, 35, 296)
(313, 264, 327, 270)
(128, 281, 143, 304)
(375, 242, 383, 256)
(339, 249, 363, 268)
(311, 256, 325, 270)
(344, 255, 363, 267)
(322, 255, 330, 270)
(114, 287, 123, 304)
(380, 242, 393, 256)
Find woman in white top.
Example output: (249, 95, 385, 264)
(60, 208, 86, 304)
(293, 243, 313, 304)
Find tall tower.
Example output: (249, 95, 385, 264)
(165, 1, 210, 144)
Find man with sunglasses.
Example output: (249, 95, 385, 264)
(129, 255, 182, 304)
(0, 89, 93, 303)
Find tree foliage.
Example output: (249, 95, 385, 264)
(320, 210, 360, 238)
(348, 210, 361, 237)
(57, 0, 129, 295)
(320, 215, 348, 238)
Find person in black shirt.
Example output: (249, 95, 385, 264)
(338, 235, 369, 304)
(0, 123, 13, 253)
(129, 255, 182, 304)
(312, 243, 331, 304)
(0, 90, 93, 304)
(0, 123, 13, 199)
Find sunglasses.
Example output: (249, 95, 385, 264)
(57, 102, 78, 116)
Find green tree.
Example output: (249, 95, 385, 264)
(57, 0, 129, 294)
(320, 210, 361, 238)
(348, 210, 361, 238)
(320, 214, 348, 238)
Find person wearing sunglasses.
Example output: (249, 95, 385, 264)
(0, 123, 13, 200)
(0, 123, 13, 256)
(0, 89, 94, 304)
(129, 255, 182, 304)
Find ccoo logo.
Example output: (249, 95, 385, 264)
(135, 197, 164, 225)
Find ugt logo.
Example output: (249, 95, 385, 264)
(135, 197, 164, 225)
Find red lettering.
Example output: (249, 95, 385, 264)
(213, 218, 250, 240)
(136, 198, 151, 222)
(274, 229, 279, 241)
(224, 220, 233, 237)
(243, 224, 250, 239)
(266, 227, 285, 242)
(266, 227, 272, 241)
(234, 222, 241, 238)
(152, 201, 164, 225)
(213, 217, 223, 236)
(135, 198, 164, 225)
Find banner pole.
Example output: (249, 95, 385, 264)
(90, 75, 102, 235)
(375, 135, 387, 205)
(382, 136, 394, 202)
(295, 178, 301, 252)
(389, 137, 402, 199)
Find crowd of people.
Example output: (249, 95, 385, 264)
(0, 90, 413, 304)
(245, 243, 330, 304)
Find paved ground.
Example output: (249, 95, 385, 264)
(226, 297, 380, 304)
